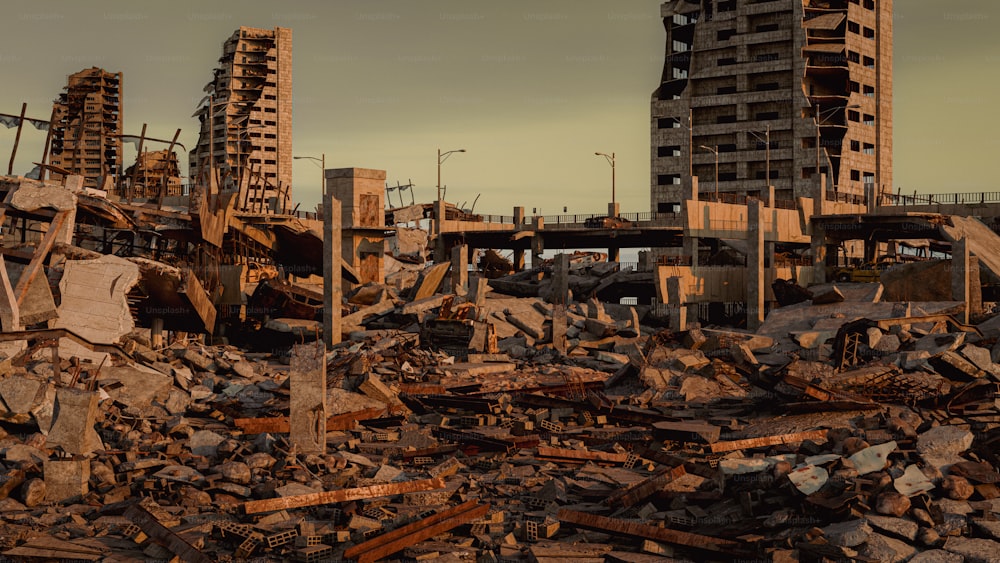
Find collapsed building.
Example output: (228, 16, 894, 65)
(2, 2, 1000, 562)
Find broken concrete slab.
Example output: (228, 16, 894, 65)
(44, 459, 89, 503)
(54, 254, 140, 344)
(46, 388, 102, 455)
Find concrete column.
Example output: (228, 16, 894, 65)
(451, 244, 468, 295)
(470, 274, 489, 310)
(290, 342, 326, 455)
(323, 192, 343, 349)
(551, 254, 569, 352)
(530, 217, 545, 269)
(513, 206, 525, 228)
(513, 248, 526, 272)
(666, 276, 687, 332)
(687, 176, 699, 203)
(433, 200, 448, 263)
(765, 242, 776, 269)
(815, 173, 827, 215)
(45, 460, 89, 503)
(608, 202, 620, 218)
(747, 200, 765, 331)
(952, 237, 971, 324)
(608, 247, 621, 263)
(810, 226, 827, 285)
(684, 236, 699, 269)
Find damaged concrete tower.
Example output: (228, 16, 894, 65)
(49, 67, 123, 190)
(190, 26, 292, 213)
(651, 0, 892, 211)
(326, 167, 386, 289)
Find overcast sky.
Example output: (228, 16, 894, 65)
(0, 1, 996, 214)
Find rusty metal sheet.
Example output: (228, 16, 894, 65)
(557, 509, 744, 553)
(242, 477, 445, 514)
(233, 407, 385, 434)
(344, 499, 489, 563)
(709, 430, 829, 453)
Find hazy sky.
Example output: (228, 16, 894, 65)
(0, 1, 996, 215)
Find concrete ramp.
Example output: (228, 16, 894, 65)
(940, 216, 1000, 279)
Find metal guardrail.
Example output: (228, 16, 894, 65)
(883, 191, 1000, 206)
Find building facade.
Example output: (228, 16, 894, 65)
(651, 0, 892, 212)
(49, 67, 123, 190)
(190, 26, 292, 213)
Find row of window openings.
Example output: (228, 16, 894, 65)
(850, 81, 877, 97)
(658, 112, 875, 128)
(849, 0, 877, 10)
(657, 170, 875, 186)
(847, 51, 877, 68)
(658, 140, 874, 156)
(847, 21, 876, 39)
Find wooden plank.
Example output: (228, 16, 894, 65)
(708, 429, 829, 453)
(557, 509, 743, 554)
(123, 504, 212, 563)
(344, 500, 489, 563)
(13, 210, 69, 307)
(233, 407, 385, 434)
(243, 477, 446, 515)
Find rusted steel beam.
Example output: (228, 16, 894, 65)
(557, 509, 743, 553)
(243, 477, 445, 515)
(234, 407, 385, 434)
(344, 500, 490, 563)
(709, 429, 829, 453)
(537, 446, 630, 465)
(605, 465, 687, 508)
(124, 504, 211, 563)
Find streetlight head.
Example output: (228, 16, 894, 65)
(457, 149, 466, 152)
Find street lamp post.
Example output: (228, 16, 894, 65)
(437, 148, 466, 203)
(700, 145, 719, 199)
(594, 152, 616, 206)
(294, 153, 325, 197)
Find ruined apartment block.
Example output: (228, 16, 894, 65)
(49, 67, 123, 190)
(190, 26, 292, 213)
(651, 0, 892, 212)
(122, 149, 183, 199)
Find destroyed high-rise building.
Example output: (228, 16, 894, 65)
(651, 0, 892, 211)
(49, 67, 123, 190)
(190, 26, 292, 213)
(122, 149, 183, 199)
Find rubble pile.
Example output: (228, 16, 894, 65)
(0, 268, 1000, 562)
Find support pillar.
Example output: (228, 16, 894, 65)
(289, 342, 326, 455)
(666, 276, 687, 332)
(323, 191, 343, 349)
(747, 200, 765, 331)
(608, 247, 620, 263)
(684, 236, 699, 269)
(47, 388, 102, 455)
(551, 253, 570, 352)
(810, 226, 827, 285)
(608, 202, 620, 218)
(530, 216, 544, 270)
(951, 237, 970, 324)
(451, 244, 468, 295)
(513, 248, 526, 272)
(433, 199, 448, 263)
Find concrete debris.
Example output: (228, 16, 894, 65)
(3, 169, 1000, 561)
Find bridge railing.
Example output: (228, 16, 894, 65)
(882, 191, 1000, 206)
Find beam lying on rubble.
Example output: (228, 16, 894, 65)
(242, 477, 446, 514)
(233, 407, 386, 434)
(537, 446, 631, 465)
(709, 429, 830, 453)
(13, 210, 69, 308)
(123, 504, 212, 563)
(343, 499, 490, 563)
(0, 328, 132, 358)
(605, 465, 687, 508)
(557, 509, 744, 554)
